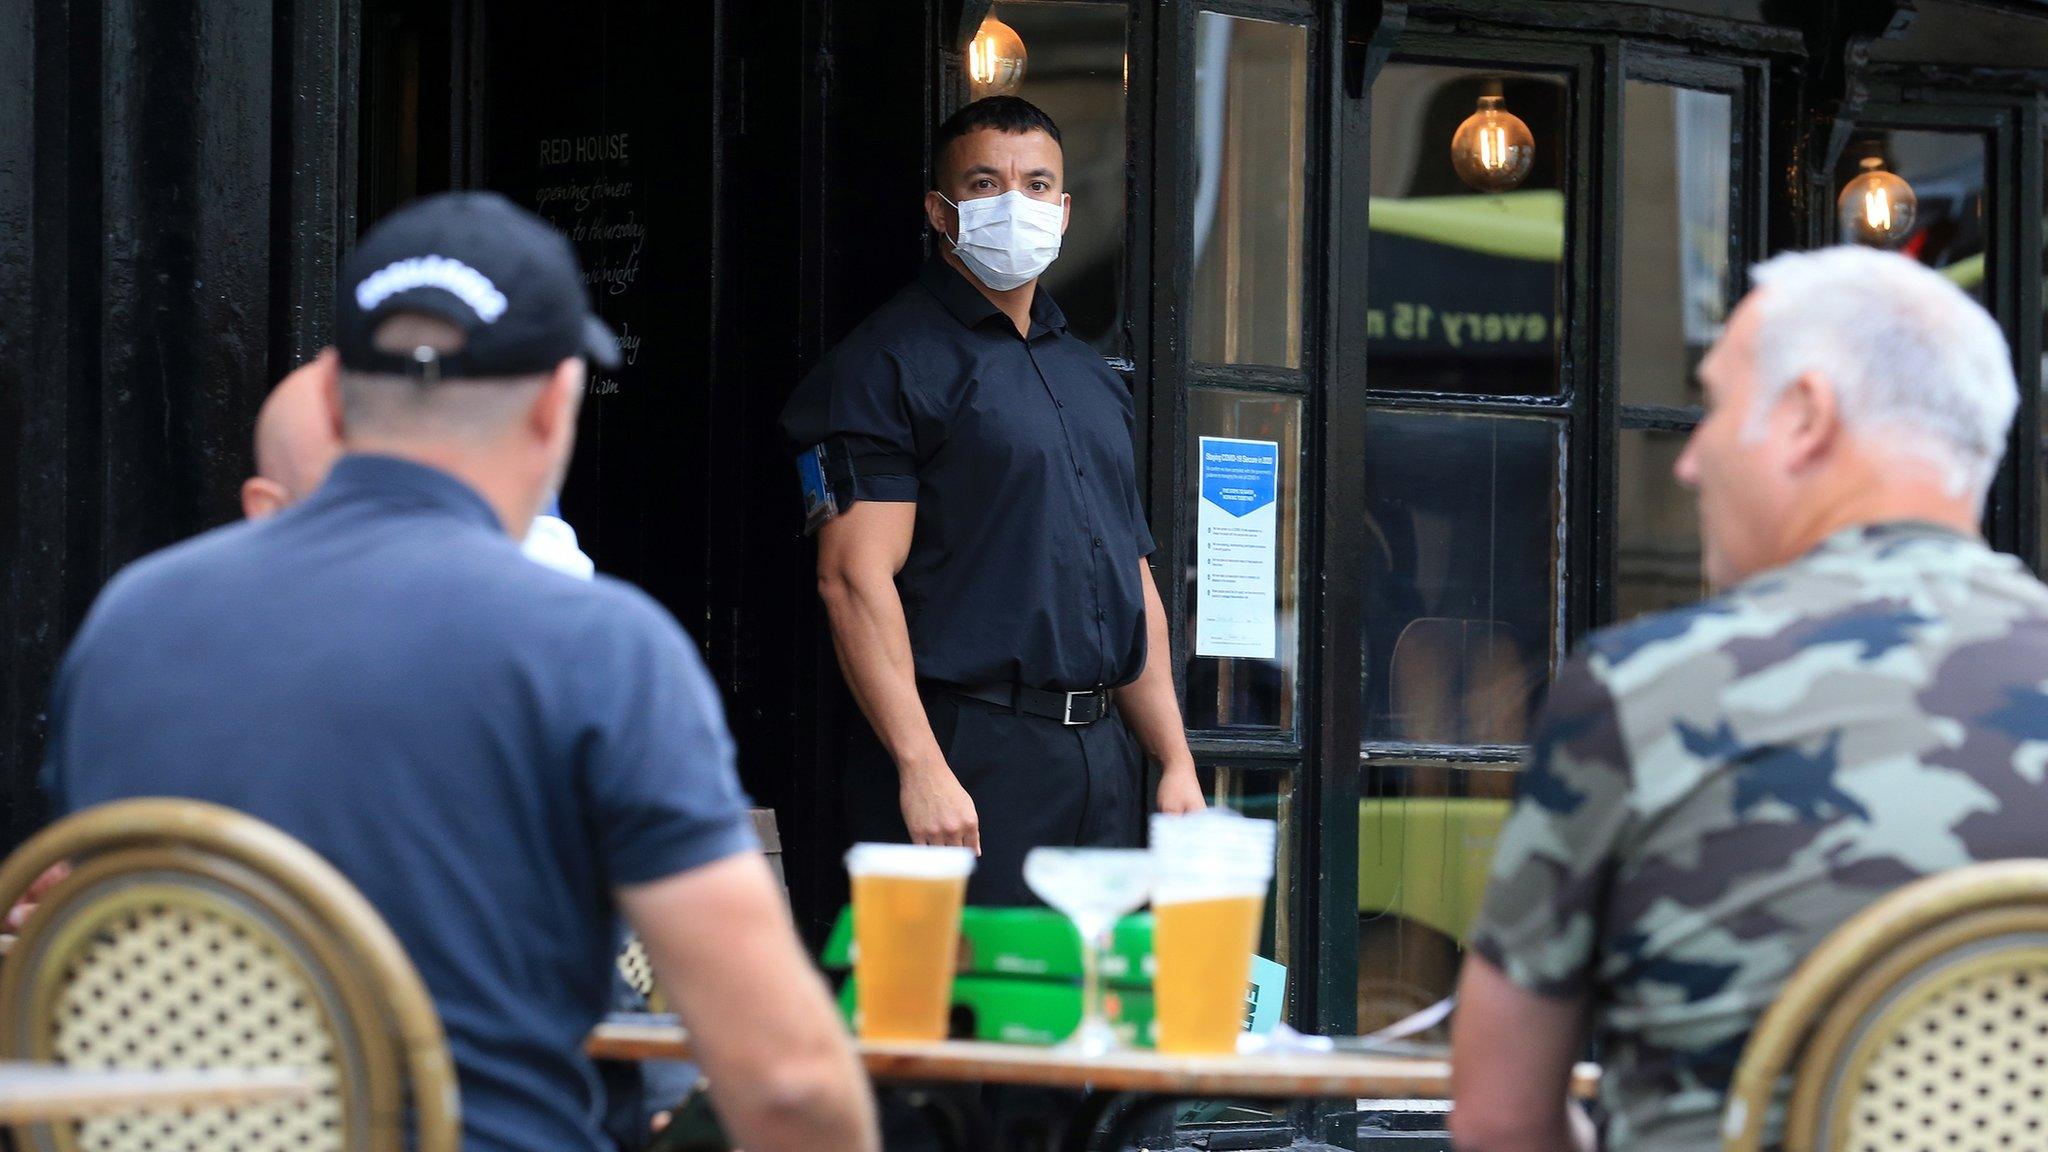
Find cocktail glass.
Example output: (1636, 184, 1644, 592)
(1022, 847, 1153, 1056)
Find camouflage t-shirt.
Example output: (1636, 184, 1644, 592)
(1470, 521, 2048, 1151)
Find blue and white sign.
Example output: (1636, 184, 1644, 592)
(1195, 437, 1280, 659)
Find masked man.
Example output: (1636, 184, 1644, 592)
(779, 96, 1204, 906)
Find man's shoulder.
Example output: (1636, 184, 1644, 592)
(807, 278, 964, 380)
(81, 519, 264, 627)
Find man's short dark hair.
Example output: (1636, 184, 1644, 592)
(931, 96, 1063, 186)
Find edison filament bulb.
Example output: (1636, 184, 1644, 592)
(1451, 94, 1536, 194)
(967, 16, 1027, 98)
(1837, 157, 1918, 247)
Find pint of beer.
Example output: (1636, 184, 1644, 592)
(845, 843, 975, 1041)
(1149, 812, 1277, 1055)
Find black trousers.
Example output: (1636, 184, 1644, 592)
(845, 686, 1144, 907)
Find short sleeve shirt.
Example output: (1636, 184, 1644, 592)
(1471, 522, 2048, 1152)
(777, 257, 1155, 691)
(43, 455, 758, 1152)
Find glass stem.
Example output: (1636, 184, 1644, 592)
(1080, 919, 1106, 1032)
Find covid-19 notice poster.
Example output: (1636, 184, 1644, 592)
(1194, 437, 1280, 660)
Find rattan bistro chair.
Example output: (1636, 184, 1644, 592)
(1722, 860, 2048, 1152)
(0, 799, 459, 1152)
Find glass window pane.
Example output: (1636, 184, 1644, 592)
(1184, 391, 1301, 733)
(1835, 129, 1987, 300)
(1001, 2, 1129, 355)
(1367, 63, 1569, 395)
(1204, 764, 1297, 977)
(1361, 411, 1561, 743)
(1619, 82, 1730, 408)
(1617, 428, 1706, 620)
(1189, 13, 1307, 368)
(1356, 760, 1515, 1035)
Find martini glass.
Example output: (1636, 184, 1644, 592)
(1022, 847, 1153, 1056)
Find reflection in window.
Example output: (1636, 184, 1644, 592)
(1617, 428, 1705, 620)
(1356, 761, 1514, 1035)
(1361, 412, 1561, 743)
(1619, 82, 1730, 408)
(1000, 2, 1128, 354)
(1189, 13, 1307, 368)
(1184, 391, 1300, 733)
(1367, 63, 1568, 395)
(1835, 129, 1987, 300)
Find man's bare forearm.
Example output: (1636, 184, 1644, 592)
(818, 566, 945, 774)
(1118, 562, 1195, 771)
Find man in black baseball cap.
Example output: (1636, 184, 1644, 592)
(337, 190, 621, 380)
(41, 191, 878, 1152)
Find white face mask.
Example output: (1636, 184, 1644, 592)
(942, 190, 1066, 292)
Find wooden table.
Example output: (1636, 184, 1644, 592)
(0, 1062, 317, 1123)
(591, 1016, 1600, 1150)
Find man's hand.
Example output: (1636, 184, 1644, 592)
(899, 759, 981, 853)
(1155, 763, 1207, 815)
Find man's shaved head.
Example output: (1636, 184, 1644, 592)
(242, 351, 345, 520)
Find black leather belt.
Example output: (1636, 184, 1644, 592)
(931, 680, 1114, 726)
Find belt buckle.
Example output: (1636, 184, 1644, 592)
(1064, 684, 1097, 721)
(1062, 690, 1095, 726)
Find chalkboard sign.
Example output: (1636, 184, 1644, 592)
(482, 0, 715, 614)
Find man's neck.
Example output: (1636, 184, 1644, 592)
(941, 250, 1036, 339)
(1775, 473, 1981, 564)
(341, 440, 542, 539)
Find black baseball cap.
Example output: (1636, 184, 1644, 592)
(337, 191, 620, 378)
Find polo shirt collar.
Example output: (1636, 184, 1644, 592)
(315, 453, 505, 532)
(918, 255, 1069, 339)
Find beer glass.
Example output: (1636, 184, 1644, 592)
(1149, 811, 1277, 1055)
(845, 842, 976, 1041)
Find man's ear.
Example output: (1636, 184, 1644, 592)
(241, 477, 288, 521)
(1781, 371, 1842, 472)
(532, 357, 586, 445)
(924, 190, 954, 241)
(316, 348, 346, 440)
(1060, 191, 1072, 236)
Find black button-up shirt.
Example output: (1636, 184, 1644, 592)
(780, 257, 1155, 691)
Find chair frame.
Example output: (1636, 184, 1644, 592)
(0, 798, 460, 1152)
(1721, 859, 2048, 1152)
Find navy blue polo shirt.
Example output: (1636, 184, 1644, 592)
(778, 257, 1155, 691)
(43, 455, 757, 1152)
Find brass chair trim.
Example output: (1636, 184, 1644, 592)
(6, 850, 394, 1152)
(1796, 912, 2048, 1152)
(1721, 860, 2048, 1152)
(0, 799, 460, 1152)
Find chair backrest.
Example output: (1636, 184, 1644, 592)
(616, 807, 783, 1013)
(1722, 859, 2048, 1152)
(0, 798, 460, 1152)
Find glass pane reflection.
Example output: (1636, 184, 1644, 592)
(1001, 2, 1129, 355)
(1361, 411, 1561, 743)
(1356, 760, 1515, 1035)
(1617, 427, 1706, 620)
(1367, 63, 1569, 395)
(1619, 81, 1730, 408)
(1189, 13, 1308, 368)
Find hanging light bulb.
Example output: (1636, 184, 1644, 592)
(967, 15, 1027, 99)
(1837, 157, 1918, 247)
(1450, 92, 1536, 194)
